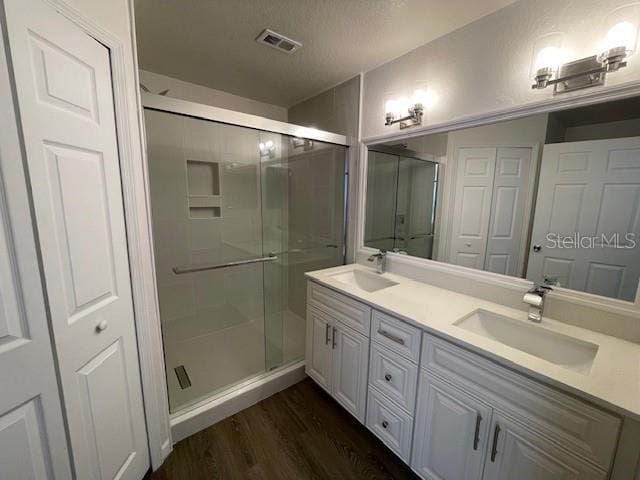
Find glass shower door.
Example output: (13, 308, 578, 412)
(146, 110, 269, 412)
(145, 106, 347, 413)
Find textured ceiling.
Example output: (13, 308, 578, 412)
(134, 0, 516, 107)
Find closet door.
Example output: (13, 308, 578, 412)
(483, 147, 532, 277)
(448, 148, 497, 269)
(4, 0, 149, 478)
(0, 27, 72, 479)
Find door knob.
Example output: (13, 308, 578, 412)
(533, 245, 541, 252)
(96, 320, 108, 332)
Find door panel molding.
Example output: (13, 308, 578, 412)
(37, 0, 172, 467)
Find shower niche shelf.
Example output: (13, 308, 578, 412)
(186, 159, 221, 218)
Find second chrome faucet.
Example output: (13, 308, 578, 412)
(367, 250, 387, 274)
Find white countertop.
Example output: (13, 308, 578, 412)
(305, 264, 640, 420)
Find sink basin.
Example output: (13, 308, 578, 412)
(454, 310, 598, 374)
(330, 269, 398, 293)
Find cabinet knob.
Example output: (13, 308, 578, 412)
(384, 373, 392, 382)
(96, 320, 108, 332)
(533, 244, 542, 252)
(382, 420, 389, 429)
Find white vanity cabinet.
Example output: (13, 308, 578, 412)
(412, 333, 621, 480)
(365, 310, 422, 462)
(306, 283, 371, 422)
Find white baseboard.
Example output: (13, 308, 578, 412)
(170, 360, 307, 443)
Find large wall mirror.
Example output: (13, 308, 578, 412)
(365, 96, 640, 303)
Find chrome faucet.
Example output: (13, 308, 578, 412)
(367, 250, 387, 274)
(523, 282, 553, 323)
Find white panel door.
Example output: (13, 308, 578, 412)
(305, 307, 333, 392)
(331, 324, 369, 422)
(0, 28, 72, 479)
(484, 147, 532, 276)
(449, 148, 497, 269)
(411, 373, 491, 480)
(527, 137, 640, 301)
(482, 414, 606, 480)
(4, 0, 149, 479)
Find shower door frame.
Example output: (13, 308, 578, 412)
(141, 91, 352, 441)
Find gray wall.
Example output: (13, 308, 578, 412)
(288, 76, 360, 137)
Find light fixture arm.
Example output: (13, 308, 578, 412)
(532, 46, 629, 93)
(384, 104, 424, 129)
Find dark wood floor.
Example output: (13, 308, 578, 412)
(146, 378, 419, 479)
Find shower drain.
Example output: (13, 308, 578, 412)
(174, 365, 192, 390)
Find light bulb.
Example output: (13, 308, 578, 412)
(534, 46, 565, 71)
(385, 99, 398, 116)
(259, 142, 265, 151)
(265, 140, 274, 149)
(604, 21, 638, 52)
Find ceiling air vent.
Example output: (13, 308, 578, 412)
(255, 29, 302, 54)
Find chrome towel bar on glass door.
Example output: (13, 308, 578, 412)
(172, 254, 278, 275)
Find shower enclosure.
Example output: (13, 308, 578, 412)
(143, 96, 348, 414)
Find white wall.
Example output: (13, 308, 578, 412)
(140, 69, 288, 122)
(361, 0, 640, 140)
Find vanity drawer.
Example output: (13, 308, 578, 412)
(421, 333, 621, 470)
(307, 281, 371, 336)
(366, 387, 413, 462)
(369, 342, 418, 413)
(371, 310, 421, 362)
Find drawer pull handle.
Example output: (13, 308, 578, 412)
(325, 323, 331, 345)
(382, 420, 389, 429)
(473, 414, 482, 450)
(332, 326, 337, 349)
(384, 373, 392, 382)
(490, 424, 501, 462)
(378, 329, 405, 345)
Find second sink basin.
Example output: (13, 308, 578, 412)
(330, 269, 398, 293)
(454, 309, 598, 374)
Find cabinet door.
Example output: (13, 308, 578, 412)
(482, 413, 606, 480)
(412, 373, 491, 480)
(306, 308, 333, 392)
(332, 324, 369, 422)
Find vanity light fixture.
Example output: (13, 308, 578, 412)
(384, 89, 436, 129)
(259, 139, 275, 157)
(291, 137, 313, 150)
(532, 14, 638, 94)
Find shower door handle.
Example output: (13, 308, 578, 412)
(172, 254, 278, 275)
(332, 326, 337, 349)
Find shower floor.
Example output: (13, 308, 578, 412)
(163, 306, 305, 413)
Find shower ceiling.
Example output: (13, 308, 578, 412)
(134, 0, 516, 107)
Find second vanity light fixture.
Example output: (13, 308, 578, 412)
(384, 89, 437, 129)
(532, 7, 639, 94)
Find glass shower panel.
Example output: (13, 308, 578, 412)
(146, 109, 267, 412)
(395, 157, 439, 258)
(365, 151, 399, 251)
(262, 138, 346, 369)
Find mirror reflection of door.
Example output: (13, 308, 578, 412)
(449, 147, 533, 277)
(527, 136, 640, 301)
